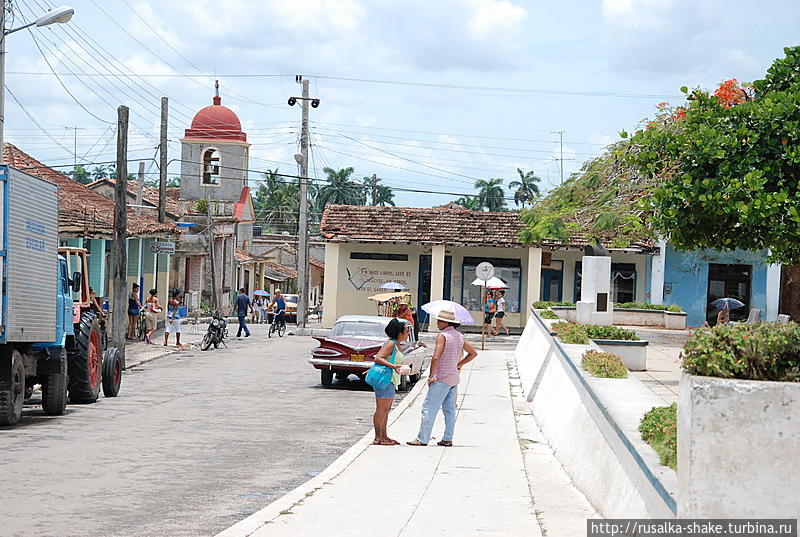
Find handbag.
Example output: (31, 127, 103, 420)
(365, 342, 397, 391)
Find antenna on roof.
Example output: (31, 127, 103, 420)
(213, 80, 221, 105)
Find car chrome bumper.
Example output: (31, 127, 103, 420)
(308, 358, 373, 369)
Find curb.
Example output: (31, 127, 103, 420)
(214, 376, 430, 537)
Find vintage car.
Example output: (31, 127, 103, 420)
(309, 315, 428, 389)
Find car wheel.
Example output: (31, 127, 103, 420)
(321, 369, 334, 386)
(335, 372, 349, 381)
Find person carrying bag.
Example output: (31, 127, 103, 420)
(366, 318, 409, 445)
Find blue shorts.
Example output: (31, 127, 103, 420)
(374, 383, 396, 399)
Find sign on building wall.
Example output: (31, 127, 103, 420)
(150, 241, 176, 254)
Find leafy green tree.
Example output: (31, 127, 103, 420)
(509, 168, 541, 207)
(253, 169, 301, 233)
(475, 178, 506, 211)
(68, 165, 92, 185)
(317, 167, 364, 209)
(624, 46, 800, 263)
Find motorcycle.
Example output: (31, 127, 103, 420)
(201, 312, 228, 351)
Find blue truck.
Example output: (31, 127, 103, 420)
(0, 165, 122, 426)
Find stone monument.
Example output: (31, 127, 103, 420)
(576, 243, 614, 326)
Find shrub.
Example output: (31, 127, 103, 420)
(682, 322, 800, 381)
(533, 300, 574, 309)
(584, 325, 640, 341)
(615, 302, 683, 313)
(581, 350, 628, 378)
(639, 404, 677, 470)
(552, 322, 589, 344)
(540, 310, 560, 319)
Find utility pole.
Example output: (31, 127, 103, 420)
(70, 126, 85, 170)
(135, 161, 144, 216)
(551, 130, 565, 184)
(158, 97, 168, 223)
(288, 75, 319, 330)
(370, 174, 378, 205)
(207, 201, 218, 312)
(111, 106, 129, 369)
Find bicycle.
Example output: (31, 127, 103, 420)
(268, 309, 286, 338)
(135, 311, 148, 341)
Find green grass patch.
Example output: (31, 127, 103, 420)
(533, 301, 574, 309)
(540, 310, 560, 319)
(552, 322, 590, 344)
(615, 302, 683, 313)
(682, 322, 800, 381)
(639, 404, 677, 470)
(583, 324, 640, 341)
(581, 350, 628, 378)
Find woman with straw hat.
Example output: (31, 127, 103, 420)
(408, 308, 478, 447)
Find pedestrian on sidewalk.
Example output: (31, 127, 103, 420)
(252, 295, 263, 324)
(236, 288, 252, 338)
(484, 291, 497, 336)
(494, 290, 510, 336)
(408, 309, 478, 447)
(127, 283, 141, 340)
(144, 289, 162, 345)
(164, 289, 183, 347)
(370, 318, 410, 446)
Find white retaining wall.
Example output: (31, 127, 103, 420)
(516, 312, 677, 518)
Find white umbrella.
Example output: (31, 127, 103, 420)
(470, 276, 508, 289)
(379, 281, 408, 290)
(421, 300, 476, 325)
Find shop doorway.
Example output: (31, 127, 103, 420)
(541, 269, 563, 302)
(417, 254, 452, 325)
(707, 263, 751, 324)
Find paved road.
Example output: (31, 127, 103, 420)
(2, 324, 405, 537)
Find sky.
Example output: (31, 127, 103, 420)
(4, 0, 800, 211)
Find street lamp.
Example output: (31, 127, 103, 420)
(1, 5, 75, 161)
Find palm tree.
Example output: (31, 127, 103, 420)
(362, 174, 395, 206)
(475, 178, 506, 212)
(317, 167, 364, 209)
(451, 196, 482, 210)
(509, 168, 542, 208)
(253, 169, 300, 233)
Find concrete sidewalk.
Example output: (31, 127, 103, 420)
(217, 348, 597, 537)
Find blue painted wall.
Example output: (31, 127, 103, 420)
(662, 245, 769, 327)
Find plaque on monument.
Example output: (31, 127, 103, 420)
(596, 293, 608, 312)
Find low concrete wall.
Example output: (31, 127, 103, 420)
(516, 312, 677, 518)
(679, 375, 800, 518)
(591, 340, 649, 371)
(550, 307, 686, 329)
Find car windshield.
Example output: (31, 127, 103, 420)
(330, 321, 386, 338)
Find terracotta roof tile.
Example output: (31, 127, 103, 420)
(86, 178, 181, 218)
(320, 204, 655, 251)
(3, 144, 175, 238)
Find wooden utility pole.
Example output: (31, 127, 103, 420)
(112, 106, 129, 368)
(158, 97, 168, 223)
(135, 161, 144, 216)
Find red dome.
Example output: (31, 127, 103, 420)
(184, 96, 247, 142)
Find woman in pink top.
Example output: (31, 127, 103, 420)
(408, 308, 477, 447)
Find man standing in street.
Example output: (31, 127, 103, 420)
(236, 288, 251, 338)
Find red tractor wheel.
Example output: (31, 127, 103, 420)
(68, 311, 103, 404)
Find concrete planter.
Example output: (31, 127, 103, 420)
(591, 339, 649, 371)
(551, 306, 686, 329)
(678, 374, 800, 518)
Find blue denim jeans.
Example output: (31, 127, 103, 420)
(237, 315, 250, 337)
(415, 381, 457, 444)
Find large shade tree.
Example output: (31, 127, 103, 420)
(624, 46, 800, 263)
(475, 178, 506, 211)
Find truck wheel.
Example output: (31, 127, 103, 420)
(201, 333, 213, 351)
(321, 369, 334, 386)
(102, 347, 122, 398)
(42, 351, 67, 415)
(68, 312, 103, 404)
(0, 350, 25, 425)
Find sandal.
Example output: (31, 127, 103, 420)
(406, 440, 427, 446)
(372, 439, 395, 446)
(437, 440, 453, 447)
